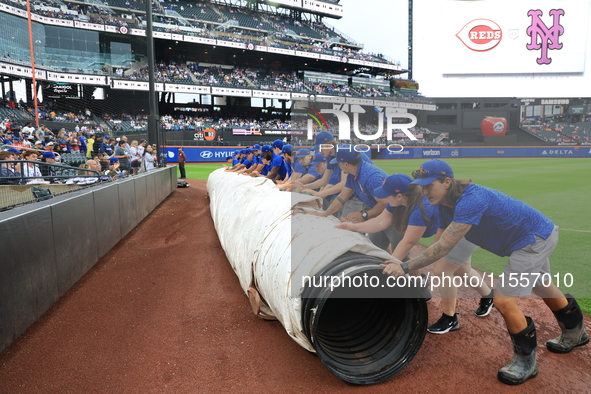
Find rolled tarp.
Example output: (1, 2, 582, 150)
(207, 168, 427, 384)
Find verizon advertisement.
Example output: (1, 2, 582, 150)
(419, 0, 589, 75)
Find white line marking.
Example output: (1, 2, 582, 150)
(561, 228, 591, 233)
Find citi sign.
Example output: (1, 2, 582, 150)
(457, 19, 502, 51)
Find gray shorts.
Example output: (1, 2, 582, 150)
(444, 237, 478, 265)
(322, 195, 362, 220)
(496, 225, 559, 297)
(341, 197, 364, 219)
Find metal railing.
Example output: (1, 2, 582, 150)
(0, 160, 105, 211)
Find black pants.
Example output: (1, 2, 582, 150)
(179, 162, 186, 179)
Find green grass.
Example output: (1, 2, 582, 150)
(186, 158, 591, 314)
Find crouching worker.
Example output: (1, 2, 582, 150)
(381, 159, 589, 385)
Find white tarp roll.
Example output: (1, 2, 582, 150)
(207, 169, 394, 352)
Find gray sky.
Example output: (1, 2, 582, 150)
(328, 0, 409, 69)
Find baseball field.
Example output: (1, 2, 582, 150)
(0, 158, 589, 393)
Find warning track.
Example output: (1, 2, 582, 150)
(0, 180, 589, 393)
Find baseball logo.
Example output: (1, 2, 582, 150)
(119, 26, 128, 34)
(247, 43, 254, 50)
(493, 121, 506, 133)
(456, 19, 502, 51)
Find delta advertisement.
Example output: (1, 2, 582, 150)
(165, 146, 591, 162)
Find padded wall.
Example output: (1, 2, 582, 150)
(0, 166, 175, 354)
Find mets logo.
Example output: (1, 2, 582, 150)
(456, 19, 502, 51)
(200, 151, 213, 159)
(526, 9, 564, 65)
(493, 122, 505, 133)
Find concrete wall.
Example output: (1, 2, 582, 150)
(0, 166, 177, 353)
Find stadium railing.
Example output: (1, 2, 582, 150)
(0, 160, 104, 211)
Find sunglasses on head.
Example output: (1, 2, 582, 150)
(411, 169, 448, 179)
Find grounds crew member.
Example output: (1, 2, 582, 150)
(311, 145, 402, 252)
(382, 159, 589, 385)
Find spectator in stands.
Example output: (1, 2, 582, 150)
(33, 125, 44, 143)
(104, 157, 120, 179)
(84, 159, 102, 174)
(39, 151, 61, 184)
(57, 129, 70, 153)
(129, 140, 141, 175)
(86, 132, 95, 158)
(0, 150, 23, 185)
(22, 122, 35, 136)
(142, 145, 156, 172)
(69, 131, 80, 152)
(18, 150, 44, 183)
(114, 139, 131, 173)
(99, 136, 114, 156)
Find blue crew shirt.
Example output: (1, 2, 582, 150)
(438, 184, 555, 257)
(270, 153, 288, 180)
(386, 196, 439, 238)
(294, 161, 308, 176)
(344, 159, 387, 209)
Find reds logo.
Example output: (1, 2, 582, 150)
(457, 19, 502, 51)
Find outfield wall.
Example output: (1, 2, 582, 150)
(0, 167, 177, 354)
(165, 146, 591, 162)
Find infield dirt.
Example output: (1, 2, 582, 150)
(0, 180, 590, 393)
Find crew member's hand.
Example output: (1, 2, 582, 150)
(335, 222, 356, 231)
(380, 261, 404, 277)
(307, 210, 328, 218)
(347, 212, 364, 223)
(301, 189, 317, 196)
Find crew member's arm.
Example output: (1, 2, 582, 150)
(295, 168, 332, 191)
(309, 187, 354, 217)
(304, 171, 346, 197)
(335, 208, 393, 233)
(381, 222, 472, 276)
(390, 225, 427, 262)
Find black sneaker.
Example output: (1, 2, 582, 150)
(475, 290, 494, 317)
(427, 313, 460, 334)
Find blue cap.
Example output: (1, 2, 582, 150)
(252, 144, 261, 150)
(234, 150, 241, 155)
(261, 145, 273, 153)
(410, 159, 455, 186)
(313, 131, 334, 152)
(282, 144, 294, 155)
(109, 157, 119, 165)
(310, 153, 326, 165)
(240, 149, 247, 154)
(7, 147, 21, 154)
(295, 148, 311, 158)
(226, 156, 233, 160)
(272, 139, 284, 149)
(104, 135, 110, 140)
(374, 173, 413, 199)
(244, 149, 253, 155)
(42, 151, 56, 159)
(329, 145, 360, 165)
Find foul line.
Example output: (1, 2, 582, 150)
(561, 228, 591, 233)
